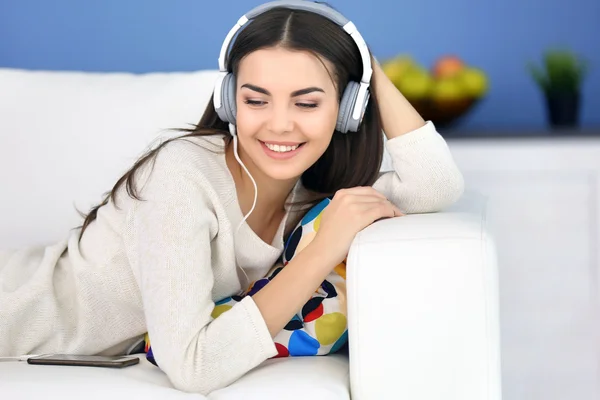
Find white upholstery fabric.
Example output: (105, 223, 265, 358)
(0, 68, 218, 248)
(0, 354, 349, 400)
(346, 193, 502, 400)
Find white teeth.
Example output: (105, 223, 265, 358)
(264, 143, 300, 152)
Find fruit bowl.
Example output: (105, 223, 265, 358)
(381, 54, 489, 128)
(407, 96, 481, 128)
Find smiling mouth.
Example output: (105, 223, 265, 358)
(259, 141, 306, 153)
(259, 140, 306, 160)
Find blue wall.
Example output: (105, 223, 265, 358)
(1, 0, 598, 129)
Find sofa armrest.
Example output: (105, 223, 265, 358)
(346, 193, 502, 400)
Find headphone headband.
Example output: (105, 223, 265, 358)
(217, 0, 372, 85)
(247, 1, 349, 25)
(214, 0, 372, 132)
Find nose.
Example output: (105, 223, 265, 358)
(267, 103, 293, 134)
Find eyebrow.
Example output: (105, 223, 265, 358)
(240, 83, 325, 97)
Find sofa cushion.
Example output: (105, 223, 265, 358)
(0, 354, 349, 399)
(0, 68, 219, 248)
(0, 67, 392, 249)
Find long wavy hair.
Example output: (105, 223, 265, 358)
(79, 4, 384, 238)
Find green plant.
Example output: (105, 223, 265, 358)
(528, 48, 589, 94)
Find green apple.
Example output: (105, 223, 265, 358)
(431, 77, 465, 101)
(382, 55, 416, 86)
(458, 67, 488, 97)
(397, 68, 434, 99)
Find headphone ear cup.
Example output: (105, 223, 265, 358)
(336, 82, 360, 133)
(219, 73, 237, 125)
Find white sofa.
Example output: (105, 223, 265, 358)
(0, 68, 502, 400)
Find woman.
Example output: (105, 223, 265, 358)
(0, 1, 464, 395)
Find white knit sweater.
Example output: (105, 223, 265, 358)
(0, 121, 464, 394)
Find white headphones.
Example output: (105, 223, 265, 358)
(214, 0, 373, 255)
(213, 0, 373, 134)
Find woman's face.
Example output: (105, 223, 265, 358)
(234, 46, 339, 182)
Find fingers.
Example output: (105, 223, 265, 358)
(334, 186, 386, 200)
(348, 196, 390, 204)
(349, 197, 405, 216)
(355, 199, 404, 221)
(334, 187, 404, 216)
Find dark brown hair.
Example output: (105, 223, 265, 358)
(79, 5, 384, 237)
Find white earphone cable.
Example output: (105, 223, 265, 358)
(230, 124, 255, 290)
(230, 124, 258, 232)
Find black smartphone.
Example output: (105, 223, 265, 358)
(27, 354, 140, 368)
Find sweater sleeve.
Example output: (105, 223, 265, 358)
(373, 121, 465, 214)
(123, 142, 277, 395)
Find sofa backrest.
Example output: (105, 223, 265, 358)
(0, 68, 221, 248)
(0, 68, 392, 248)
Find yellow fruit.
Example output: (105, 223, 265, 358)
(431, 77, 465, 102)
(381, 55, 416, 85)
(458, 67, 488, 97)
(397, 69, 434, 99)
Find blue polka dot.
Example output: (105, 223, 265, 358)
(246, 278, 269, 296)
(330, 330, 348, 353)
(301, 198, 331, 224)
(288, 330, 320, 356)
(284, 226, 302, 262)
(215, 297, 232, 306)
(284, 314, 304, 331)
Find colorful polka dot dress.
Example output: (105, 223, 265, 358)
(144, 198, 348, 365)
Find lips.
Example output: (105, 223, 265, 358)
(259, 140, 305, 160)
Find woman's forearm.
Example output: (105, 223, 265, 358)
(252, 240, 336, 337)
(372, 59, 426, 139)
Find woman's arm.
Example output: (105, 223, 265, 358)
(124, 144, 273, 394)
(370, 57, 465, 213)
(123, 141, 340, 395)
(372, 58, 427, 138)
(253, 238, 338, 337)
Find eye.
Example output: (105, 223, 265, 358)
(244, 99, 267, 106)
(297, 103, 318, 109)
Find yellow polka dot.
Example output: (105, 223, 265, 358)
(334, 262, 346, 279)
(211, 304, 232, 319)
(315, 212, 325, 231)
(315, 312, 347, 345)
